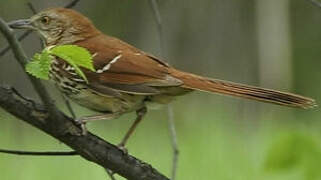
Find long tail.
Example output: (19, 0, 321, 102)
(170, 69, 316, 109)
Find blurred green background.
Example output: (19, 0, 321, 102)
(0, 0, 321, 179)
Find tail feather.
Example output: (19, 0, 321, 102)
(170, 70, 316, 109)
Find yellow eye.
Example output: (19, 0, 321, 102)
(41, 16, 50, 24)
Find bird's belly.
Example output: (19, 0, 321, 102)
(67, 88, 146, 113)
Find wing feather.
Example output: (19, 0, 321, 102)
(74, 34, 182, 95)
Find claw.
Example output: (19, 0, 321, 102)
(75, 118, 88, 135)
(117, 143, 128, 154)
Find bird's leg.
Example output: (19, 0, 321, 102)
(117, 107, 147, 151)
(75, 113, 119, 135)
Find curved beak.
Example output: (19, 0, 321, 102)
(8, 19, 33, 29)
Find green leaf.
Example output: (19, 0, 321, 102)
(50, 45, 95, 72)
(64, 59, 89, 83)
(25, 45, 94, 83)
(25, 52, 52, 80)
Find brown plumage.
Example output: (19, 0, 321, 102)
(8, 8, 316, 143)
(169, 69, 315, 108)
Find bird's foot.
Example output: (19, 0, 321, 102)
(117, 143, 128, 154)
(75, 118, 88, 135)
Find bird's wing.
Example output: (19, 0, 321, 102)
(75, 35, 183, 95)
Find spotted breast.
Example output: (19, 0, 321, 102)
(48, 58, 146, 114)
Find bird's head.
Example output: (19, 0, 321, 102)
(8, 8, 100, 45)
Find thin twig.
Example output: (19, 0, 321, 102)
(26, 2, 44, 49)
(166, 105, 179, 179)
(54, 65, 77, 119)
(307, 0, 321, 8)
(149, 1, 179, 179)
(0, 30, 32, 57)
(65, 0, 81, 9)
(149, 0, 164, 55)
(26, 2, 37, 14)
(0, 149, 78, 156)
(62, 93, 76, 118)
(0, 0, 80, 58)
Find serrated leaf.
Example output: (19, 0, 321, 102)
(25, 52, 51, 80)
(50, 45, 95, 72)
(25, 45, 94, 83)
(65, 59, 88, 83)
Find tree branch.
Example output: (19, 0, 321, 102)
(0, 86, 169, 180)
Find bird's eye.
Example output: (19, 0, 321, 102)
(40, 16, 50, 24)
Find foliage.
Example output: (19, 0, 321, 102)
(25, 51, 51, 80)
(26, 45, 95, 83)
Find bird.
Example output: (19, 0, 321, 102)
(8, 8, 316, 148)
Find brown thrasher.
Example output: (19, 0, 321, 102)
(8, 8, 316, 147)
